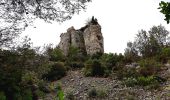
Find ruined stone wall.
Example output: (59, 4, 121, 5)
(58, 18, 104, 56)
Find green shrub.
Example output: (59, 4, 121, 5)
(84, 59, 107, 77)
(123, 77, 138, 87)
(138, 59, 162, 76)
(88, 87, 108, 98)
(137, 76, 160, 89)
(21, 71, 40, 85)
(137, 76, 154, 86)
(157, 47, 170, 63)
(55, 83, 64, 100)
(68, 62, 85, 69)
(116, 67, 139, 80)
(97, 89, 108, 98)
(22, 89, 33, 100)
(47, 47, 65, 62)
(0, 92, 6, 100)
(88, 88, 97, 98)
(91, 52, 103, 59)
(34, 89, 45, 99)
(43, 62, 66, 81)
(123, 76, 160, 89)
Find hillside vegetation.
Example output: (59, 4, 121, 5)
(0, 25, 170, 99)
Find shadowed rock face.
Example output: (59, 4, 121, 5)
(58, 17, 104, 56)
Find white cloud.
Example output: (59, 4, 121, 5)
(23, 0, 170, 53)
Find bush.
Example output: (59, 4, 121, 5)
(88, 87, 108, 98)
(123, 76, 160, 89)
(55, 83, 64, 100)
(68, 62, 85, 69)
(91, 52, 103, 59)
(22, 89, 33, 100)
(47, 47, 65, 62)
(116, 67, 139, 80)
(0, 92, 6, 100)
(84, 59, 108, 77)
(43, 62, 66, 81)
(123, 77, 138, 87)
(97, 89, 108, 98)
(88, 88, 97, 98)
(156, 47, 170, 63)
(138, 59, 162, 76)
(137, 76, 160, 89)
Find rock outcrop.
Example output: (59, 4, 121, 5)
(58, 17, 104, 56)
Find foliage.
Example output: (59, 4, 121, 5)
(137, 76, 159, 87)
(115, 66, 139, 80)
(0, 91, 6, 100)
(43, 62, 66, 81)
(84, 59, 108, 77)
(0, 0, 92, 23)
(88, 87, 107, 98)
(159, 1, 170, 24)
(157, 47, 170, 63)
(138, 59, 162, 76)
(0, 25, 21, 49)
(0, 0, 92, 51)
(88, 88, 97, 98)
(97, 88, 108, 98)
(0, 41, 50, 99)
(101, 53, 124, 70)
(68, 46, 80, 61)
(56, 82, 64, 100)
(66, 46, 86, 69)
(46, 47, 65, 62)
(123, 76, 160, 89)
(123, 77, 138, 87)
(67, 61, 85, 69)
(91, 52, 103, 59)
(125, 25, 169, 58)
(124, 42, 139, 63)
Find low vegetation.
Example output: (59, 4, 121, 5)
(88, 87, 108, 98)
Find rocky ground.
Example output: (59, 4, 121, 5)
(44, 66, 170, 100)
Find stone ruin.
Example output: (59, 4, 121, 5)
(58, 17, 104, 56)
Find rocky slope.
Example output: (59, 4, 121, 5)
(58, 17, 104, 56)
(45, 66, 170, 100)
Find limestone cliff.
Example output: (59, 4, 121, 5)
(58, 17, 104, 56)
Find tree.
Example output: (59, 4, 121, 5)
(0, 20, 25, 49)
(159, 1, 170, 24)
(129, 25, 169, 58)
(148, 25, 169, 46)
(0, 0, 92, 49)
(0, 37, 50, 99)
(0, 0, 92, 23)
(124, 42, 138, 63)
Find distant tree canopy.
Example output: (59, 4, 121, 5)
(125, 25, 170, 59)
(159, 1, 170, 24)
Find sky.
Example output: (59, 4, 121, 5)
(23, 0, 170, 54)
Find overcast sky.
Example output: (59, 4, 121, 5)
(23, 0, 170, 54)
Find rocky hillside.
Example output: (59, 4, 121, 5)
(45, 66, 170, 100)
(58, 17, 104, 56)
